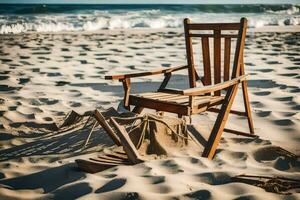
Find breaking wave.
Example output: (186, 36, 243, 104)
(0, 4, 299, 34)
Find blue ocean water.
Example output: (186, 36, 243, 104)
(0, 4, 299, 34)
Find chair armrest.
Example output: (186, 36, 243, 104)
(105, 65, 188, 80)
(180, 74, 248, 96)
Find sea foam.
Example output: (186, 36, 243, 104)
(0, 4, 299, 34)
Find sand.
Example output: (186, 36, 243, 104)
(0, 26, 299, 199)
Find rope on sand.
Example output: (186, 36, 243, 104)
(232, 174, 300, 194)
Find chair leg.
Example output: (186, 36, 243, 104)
(132, 106, 144, 114)
(110, 118, 143, 164)
(202, 84, 239, 159)
(94, 110, 121, 146)
(241, 80, 255, 134)
(122, 78, 131, 111)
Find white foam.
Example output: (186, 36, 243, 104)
(0, 10, 299, 34)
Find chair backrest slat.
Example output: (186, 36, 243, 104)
(201, 37, 211, 86)
(213, 30, 221, 96)
(189, 34, 238, 38)
(231, 19, 247, 78)
(184, 18, 197, 88)
(187, 23, 241, 30)
(184, 18, 247, 91)
(224, 37, 231, 82)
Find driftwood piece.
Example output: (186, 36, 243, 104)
(231, 174, 300, 195)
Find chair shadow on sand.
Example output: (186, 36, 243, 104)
(0, 125, 116, 199)
(0, 125, 114, 163)
(0, 163, 93, 199)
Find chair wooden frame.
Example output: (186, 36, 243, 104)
(105, 18, 255, 159)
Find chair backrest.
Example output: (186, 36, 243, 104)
(183, 18, 247, 95)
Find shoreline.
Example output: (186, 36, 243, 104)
(0, 25, 299, 36)
(0, 22, 299, 199)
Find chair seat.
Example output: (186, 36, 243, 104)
(129, 92, 224, 116)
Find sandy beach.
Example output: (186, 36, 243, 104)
(0, 26, 299, 199)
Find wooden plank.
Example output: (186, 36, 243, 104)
(214, 29, 221, 96)
(231, 18, 247, 78)
(195, 96, 223, 105)
(189, 34, 238, 38)
(138, 92, 176, 97)
(105, 65, 187, 80)
(240, 57, 255, 134)
(113, 149, 127, 155)
(157, 88, 184, 94)
(180, 96, 222, 106)
(202, 84, 239, 159)
(142, 93, 179, 101)
(224, 37, 231, 82)
(129, 95, 190, 115)
(94, 110, 121, 146)
(76, 159, 119, 173)
(181, 75, 246, 96)
(93, 155, 129, 163)
(110, 118, 142, 164)
(207, 107, 246, 116)
(223, 128, 257, 138)
(201, 37, 211, 86)
(158, 72, 171, 90)
(132, 106, 144, 114)
(192, 101, 223, 114)
(184, 18, 197, 88)
(187, 23, 241, 30)
(140, 92, 176, 99)
(122, 78, 131, 110)
(90, 158, 129, 165)
(101, 152, 128, 160)
(156, 94, 184, 101)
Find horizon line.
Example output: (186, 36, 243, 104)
(0, 3, 298, 5)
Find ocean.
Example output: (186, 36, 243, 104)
(0, 4, 299, 34)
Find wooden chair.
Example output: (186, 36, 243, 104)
(105, 18, 255, 159)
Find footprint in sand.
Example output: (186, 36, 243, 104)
(252, 146, 299, 171)
(32, 51, 51, 55)
(0, 75, 9, 81)
(273, 119, 294, 126)
(38, 98, 59, 105)
(161, 63, 171, 67)
(19, 56, 30, 59)
(0, 58, 13, 63)
(61, 48, 70, 52)
(255, 68, 274, 73)
(285, 66, 300, 70)
(56, 81, 70, 86)
(38, 56, 50, 61)
(251, 101, 264, 108)
(47, 72, 62, 77)
(256, 111, 271, 117)
(253, 91, 271, 96)
(184, 190, 211, 199)
(160, 159, 184, 174)
(143, 175, 165, 184)
(95, 178, 127, 193)
(19, 78, 30, 85)
(266, 61, 282, 65)
(195, 172, 232, 185)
